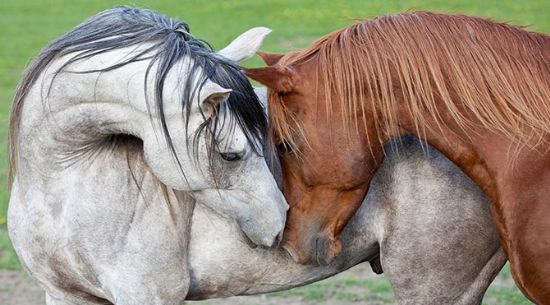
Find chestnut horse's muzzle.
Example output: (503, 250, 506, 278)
(282, 231, 342, 266)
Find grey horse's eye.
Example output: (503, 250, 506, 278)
(220, 152, 242, 162)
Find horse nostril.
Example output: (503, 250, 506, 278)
(311, 235, 336, 266)
(314, 236, 321, 266)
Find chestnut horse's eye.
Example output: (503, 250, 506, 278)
(278, 91, 289, 97)
(276, 141, 294, 155)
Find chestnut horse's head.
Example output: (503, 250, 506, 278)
(247, 12, 550, 266)
(246, 50, 385, 265)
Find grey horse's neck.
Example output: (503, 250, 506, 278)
(185, 137, 451, 298)
(16, 53, 147, 186)
(183, 135, 501, 303)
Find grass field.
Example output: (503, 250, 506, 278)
(0, 0, 547, 303)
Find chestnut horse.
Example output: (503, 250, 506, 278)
(246, 12, 549, 304)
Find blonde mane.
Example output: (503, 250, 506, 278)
(272, 11, 550, 152)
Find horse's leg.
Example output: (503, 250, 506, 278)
(45, 293, 112, 305)
(105, 191, 194, 305)
(108, 276, 189, 305)
(383, 232, 502, 305)
(46, 294, 69, 305)
(454, 249, 507, 305)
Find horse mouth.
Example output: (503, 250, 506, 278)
(315, 237, 324, 266)
(282, 235, 340, 266)
(281, 242, 323, 265)
(314, 237, 336, 266)
(281, 243, 306, 264)
(239, 229, 258, 249)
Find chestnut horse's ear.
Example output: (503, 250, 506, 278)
(245, 66, 295, 93)
(257, 51, 284, 66)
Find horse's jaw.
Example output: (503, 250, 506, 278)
(189, 161, 288, 248)
(185, 187, 378, 300)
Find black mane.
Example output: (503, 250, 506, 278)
(9, 6, 267, 181)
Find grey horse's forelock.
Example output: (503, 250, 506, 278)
(8, 6, 267, 184)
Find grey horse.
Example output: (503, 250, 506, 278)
(8, 7, 506, 305)
(8, 7, 288, 305)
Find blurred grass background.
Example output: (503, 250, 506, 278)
(0, 1, 546, 304)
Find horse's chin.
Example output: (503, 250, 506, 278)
(238, 227, 259, 249)
(192, 188, 285, 248)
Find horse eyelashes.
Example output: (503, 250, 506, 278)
(276, 141, 293, 155)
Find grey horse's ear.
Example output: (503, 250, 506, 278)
(218, 27, 272, 62)
(199, 81, 232, 115)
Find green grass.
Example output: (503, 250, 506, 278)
(0, 0, 546, 303)
(484, 287, 534, 305)
(264, 264, 531, 304)
(270, 275, 394, 303)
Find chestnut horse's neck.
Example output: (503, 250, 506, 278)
(393, 99, 550, 251)
(391, 90, 550, 199)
